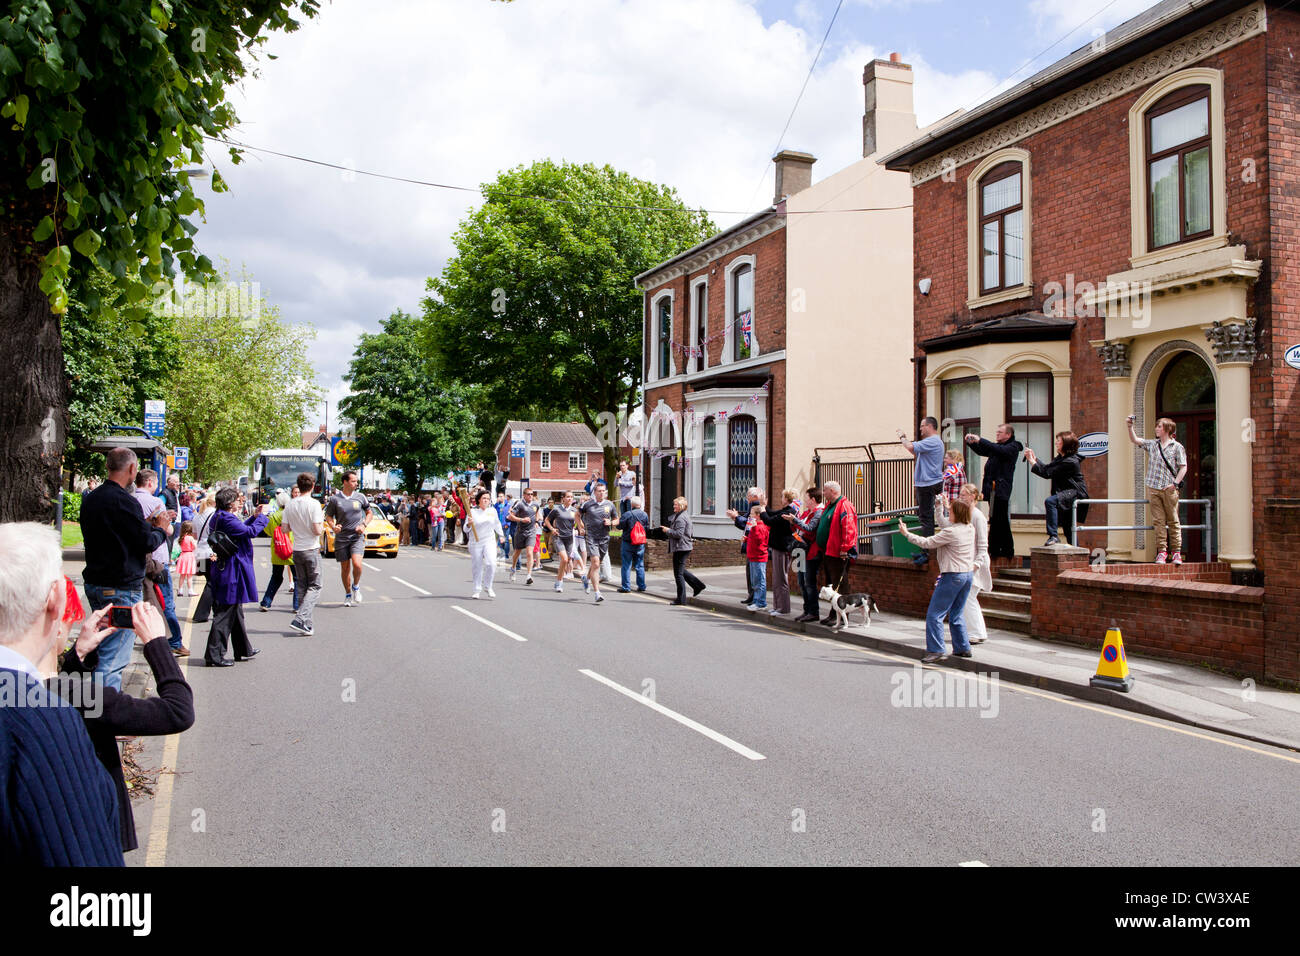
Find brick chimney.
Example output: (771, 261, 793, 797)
(772, 149, 816, 204)
(863, 53, 917, 158)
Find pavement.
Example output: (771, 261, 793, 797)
(623, 561, 1300, 754)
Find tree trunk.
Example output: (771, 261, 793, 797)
(0, 221, 65, 522)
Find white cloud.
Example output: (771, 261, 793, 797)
(191, 0, 998, 427)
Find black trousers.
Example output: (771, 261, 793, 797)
(989, 496, 1015, 559)
(916, 481, 943, 537)
(193, 558, 215, 623)
(206, 602, 254, 664)
(672, 551, 703, 603)
(801, 556, 821, 617)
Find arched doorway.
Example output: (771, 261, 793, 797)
(1156, 351, 1215, 561)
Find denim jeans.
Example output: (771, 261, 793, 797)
(158, 566, 184, 649)
(430, 522, 444, 550)
(1044, 494, 1075, 542)
(748, 561, 767, 608)
(800, 556, 821, 617)
(926, 571, 973, 654)
(621, 543, 645, 590)
(261, 563, 299, 611)
(83, 583, 142, 692)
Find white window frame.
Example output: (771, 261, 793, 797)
(689, 275, 709, 374)
(650, 289, 675, 381)
(722, 255, 758, 365)
(539, 451, 550, 471)
(569, 451, 587, 472)
(1127, 67, 1228, 268)
(966, 147, 1033, 310)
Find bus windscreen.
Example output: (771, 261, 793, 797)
(258, 456, 324, 499)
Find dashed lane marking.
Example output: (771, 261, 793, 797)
(451, 605, 527, 642)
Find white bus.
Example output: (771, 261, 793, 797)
(250, 449, 330, 506)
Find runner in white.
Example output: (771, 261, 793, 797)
(467, 489, 505, 599)
(544, 491, 580, 592)
(576, 482, 617, 604)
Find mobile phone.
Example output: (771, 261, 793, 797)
(109, 606, 135, 629)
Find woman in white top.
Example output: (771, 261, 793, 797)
(937, 483, 992, 645)
(467, 489, 505, 599)
(899, 497, 976, 663)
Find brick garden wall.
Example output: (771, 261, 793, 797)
(1030, 547, 1275, 682)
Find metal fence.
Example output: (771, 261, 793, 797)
(814, 443, 915, 519)
(1069, 497, 1214, 562)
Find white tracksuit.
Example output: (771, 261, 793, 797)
(467, 506, 504, 593)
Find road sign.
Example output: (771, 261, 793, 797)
(143, 399, 166, 438)
(510, 430, 527, 458)
(330, 435, 356, 466)
(174, 446, 189, 470)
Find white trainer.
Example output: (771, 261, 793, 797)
(487, 588, 496, 598)
(352, 586, 363, 604)
(471, 590, 481, 600)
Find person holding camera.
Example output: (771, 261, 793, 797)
(204, 487, 270, 667)
(1024, 431, 1089, 546)
(1128, 414, 1187, 564)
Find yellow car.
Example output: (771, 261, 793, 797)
(321, 515, 400, 558)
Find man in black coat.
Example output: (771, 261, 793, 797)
(965, 425, 1024, 560)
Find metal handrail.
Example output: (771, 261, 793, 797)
(1069, 497, 1213, 561)
(857, 506, 920, 544)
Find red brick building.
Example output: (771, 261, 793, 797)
(493, 421, 606, 498)
(877, 0, 1300, 682)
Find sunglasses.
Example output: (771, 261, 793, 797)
(62, 576, 85, 624)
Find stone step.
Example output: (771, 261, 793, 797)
(996, 578, 1033, 594)
(981, 607, 1032, 635)
(996, 566, 1032, 580)
(979, 591, 1031, 614)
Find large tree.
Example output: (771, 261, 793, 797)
(163, 269, 321, 483)
(422, 160, 713, 487)
(0, 0, 319, 521)
(338, 310, 482, 493)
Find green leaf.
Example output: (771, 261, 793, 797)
(32, 216, 55, 242)
(72, 229, 102, 257)
(0, 46, 20, 77)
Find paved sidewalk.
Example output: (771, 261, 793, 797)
(636, 563, 1300, 753)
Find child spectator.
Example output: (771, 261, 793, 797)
(745, 504, 770, 612)
(942, 449, 966, 502)
(175, 520, 198, 595)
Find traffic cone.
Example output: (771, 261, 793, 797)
(1090, 621, 1134, 692)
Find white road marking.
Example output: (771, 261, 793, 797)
(452, 605, 527, 642)
(392, 576, 432, 596)
(362, 561, 383, 572)
(147, 604, 195, 867)
(959, 860, 988, 867)
(578, 668, 765, 761)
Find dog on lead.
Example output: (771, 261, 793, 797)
(818, 584, 880, 631)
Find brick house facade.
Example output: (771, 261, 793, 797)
(493, 421, 605, 497)
(878, 0, 1300, 682)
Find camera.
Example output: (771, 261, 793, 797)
(109, 606, 134, 629)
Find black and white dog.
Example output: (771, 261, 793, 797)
(818, 584, 880, 631)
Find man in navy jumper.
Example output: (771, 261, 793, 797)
(0, 522, 123, 866)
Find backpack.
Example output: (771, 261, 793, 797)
(273, 521, 294, 560)
(629, 519, 646, 546)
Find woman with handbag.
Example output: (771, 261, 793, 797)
(204, 487, 270, 667)
(191, 492, 219, 623)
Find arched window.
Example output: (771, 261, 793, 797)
(700, 417, 717, 514)
(979, 162, 1024, 294)
(1145, 84, 1211, 250)
(732, 264, 754, 361)
(728, 415, 757, 513)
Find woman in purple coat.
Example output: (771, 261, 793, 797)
(204, 486, 270, 667)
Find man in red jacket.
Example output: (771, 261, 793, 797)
(815, 480, 858, 626)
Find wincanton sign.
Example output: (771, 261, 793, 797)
(1077, 432, 1109, 458)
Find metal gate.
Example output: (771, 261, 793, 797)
(813, 443, 914, 516)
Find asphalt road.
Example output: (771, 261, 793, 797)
(137, 539, 1300, 866)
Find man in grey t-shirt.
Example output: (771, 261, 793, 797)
(507, 488, 540, 584)
(577, 484, 617, 604)
(544, 491, 580, 593)
(324, 470, 370, 606)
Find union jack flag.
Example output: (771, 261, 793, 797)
(739, 310, 753, 351)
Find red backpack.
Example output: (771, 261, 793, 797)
(629, 519, 646, 546)
(273, 521, 294, 560)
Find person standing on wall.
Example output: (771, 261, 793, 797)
(899, 417, 946, 567)
(1128, 414, 1187, 564)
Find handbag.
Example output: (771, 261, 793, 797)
(208, 527, 239, 563)
(170, 539, 181, 562)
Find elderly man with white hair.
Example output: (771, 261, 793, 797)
(616, 495, 651, 593)
(0, 522, 123, 865)
(813, 480, 860, 626)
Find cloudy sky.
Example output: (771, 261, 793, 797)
(190, 0, 1165, 429)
